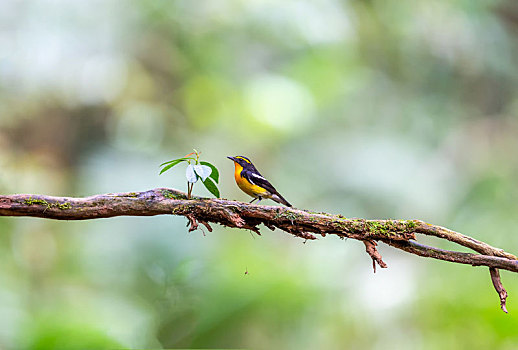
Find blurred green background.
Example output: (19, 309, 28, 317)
(1, 0, 518, 349)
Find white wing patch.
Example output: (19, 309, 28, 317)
(248, 173, 267, 186)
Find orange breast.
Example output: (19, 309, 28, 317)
(234, 163, 268, 198)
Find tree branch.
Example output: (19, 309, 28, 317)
(0, 188, 516, 312)
(386, 240, 518, 272)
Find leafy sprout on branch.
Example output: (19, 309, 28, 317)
(159, 149, 220, 199)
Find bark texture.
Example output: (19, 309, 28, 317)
(0, 188, 515, 312)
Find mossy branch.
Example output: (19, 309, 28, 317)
(0, 188, 516, 312)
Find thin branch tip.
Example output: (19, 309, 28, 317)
(490, 268, 509, 313)
(364, 240, 388, 273)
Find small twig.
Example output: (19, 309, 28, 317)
(363, 240, 387, 273)
(490, 268, 508, 313)
(186, 213, 198, 232)
(199, 219, 213, 232)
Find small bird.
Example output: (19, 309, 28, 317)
(227, 155, 292, 207)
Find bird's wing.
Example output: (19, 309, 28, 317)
(242, 170, 279, 194)
(243, 169, 292, 206)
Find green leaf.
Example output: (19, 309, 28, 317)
(202, 177, 220, 198)
(159, 157, 196, 167)
(159, 159, 184, 175)
(200, 161, 219, 183)
(160, 159, 181, 167)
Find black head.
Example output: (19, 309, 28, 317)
(227, 155, 253, 167)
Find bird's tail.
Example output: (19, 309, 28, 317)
(271, 192, 292, 207)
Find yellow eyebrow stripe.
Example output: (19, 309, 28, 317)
(235, 156, 251, 163)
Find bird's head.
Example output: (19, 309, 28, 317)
(227, 155, 253, 167)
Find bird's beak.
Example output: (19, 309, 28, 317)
(227, 156, 235, 161)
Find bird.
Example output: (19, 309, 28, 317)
(227, 155, 292, 207)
